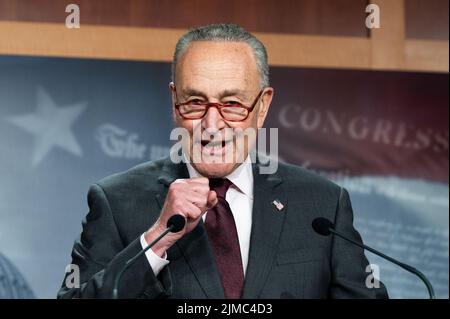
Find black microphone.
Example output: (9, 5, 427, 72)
(112, 214, 186, 299)
(312, 217, 436, 299)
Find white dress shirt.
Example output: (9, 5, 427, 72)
(140, 157, 254, 276)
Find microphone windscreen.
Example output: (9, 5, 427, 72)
(312, 217, 333, 236)
(167, 214, 186, 232)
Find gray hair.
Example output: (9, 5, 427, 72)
(172, 23, 269, 88)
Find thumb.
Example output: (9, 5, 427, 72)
(206, 190, 218, 209)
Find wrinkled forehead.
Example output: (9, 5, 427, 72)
(175, 41, 260, 96)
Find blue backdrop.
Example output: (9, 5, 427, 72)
(0, 56, 448, 298)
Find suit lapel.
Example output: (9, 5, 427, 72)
(241, 159, 287, 298)
(175, 223, 225, 298)
(155, 156, 287, 299)
(155, 158, 225, 298)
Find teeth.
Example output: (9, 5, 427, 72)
(203, 141, 225, 147)
(201, 140, 230, 155)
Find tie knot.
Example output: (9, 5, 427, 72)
(209, 178, 232, 199)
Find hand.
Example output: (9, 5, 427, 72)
(144, 177, 218, 257)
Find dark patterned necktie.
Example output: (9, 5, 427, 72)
(205, 178, 244, 299)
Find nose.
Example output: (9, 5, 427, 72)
(201, 106, 226, 131)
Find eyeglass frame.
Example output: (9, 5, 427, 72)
(173, 86, 265, 122)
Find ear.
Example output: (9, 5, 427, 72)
(169, 82, 178, 123)
(257, 87, 274, 128)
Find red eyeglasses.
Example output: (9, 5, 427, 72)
(174, 88, 264, 122)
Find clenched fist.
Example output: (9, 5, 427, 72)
(144, 177, 218, 257)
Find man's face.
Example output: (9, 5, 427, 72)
(170, 41, 274, 178)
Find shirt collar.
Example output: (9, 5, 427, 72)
(184, 155, 254, 200)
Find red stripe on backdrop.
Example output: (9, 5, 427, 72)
(266, 68, 449, 183)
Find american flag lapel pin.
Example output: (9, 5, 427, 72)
(272, 199, 284, 211)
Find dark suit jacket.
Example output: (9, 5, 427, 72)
(57, 156, 388, 299)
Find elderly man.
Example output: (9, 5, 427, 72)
(58, 24, 388, 299)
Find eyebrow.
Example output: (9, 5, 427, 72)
(181, 88, 248, 100)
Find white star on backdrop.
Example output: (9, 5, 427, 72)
(6, 87, 87, 166)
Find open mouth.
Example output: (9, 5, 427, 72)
(199, 139, 232, 155)
(201, 140, 226, 147)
